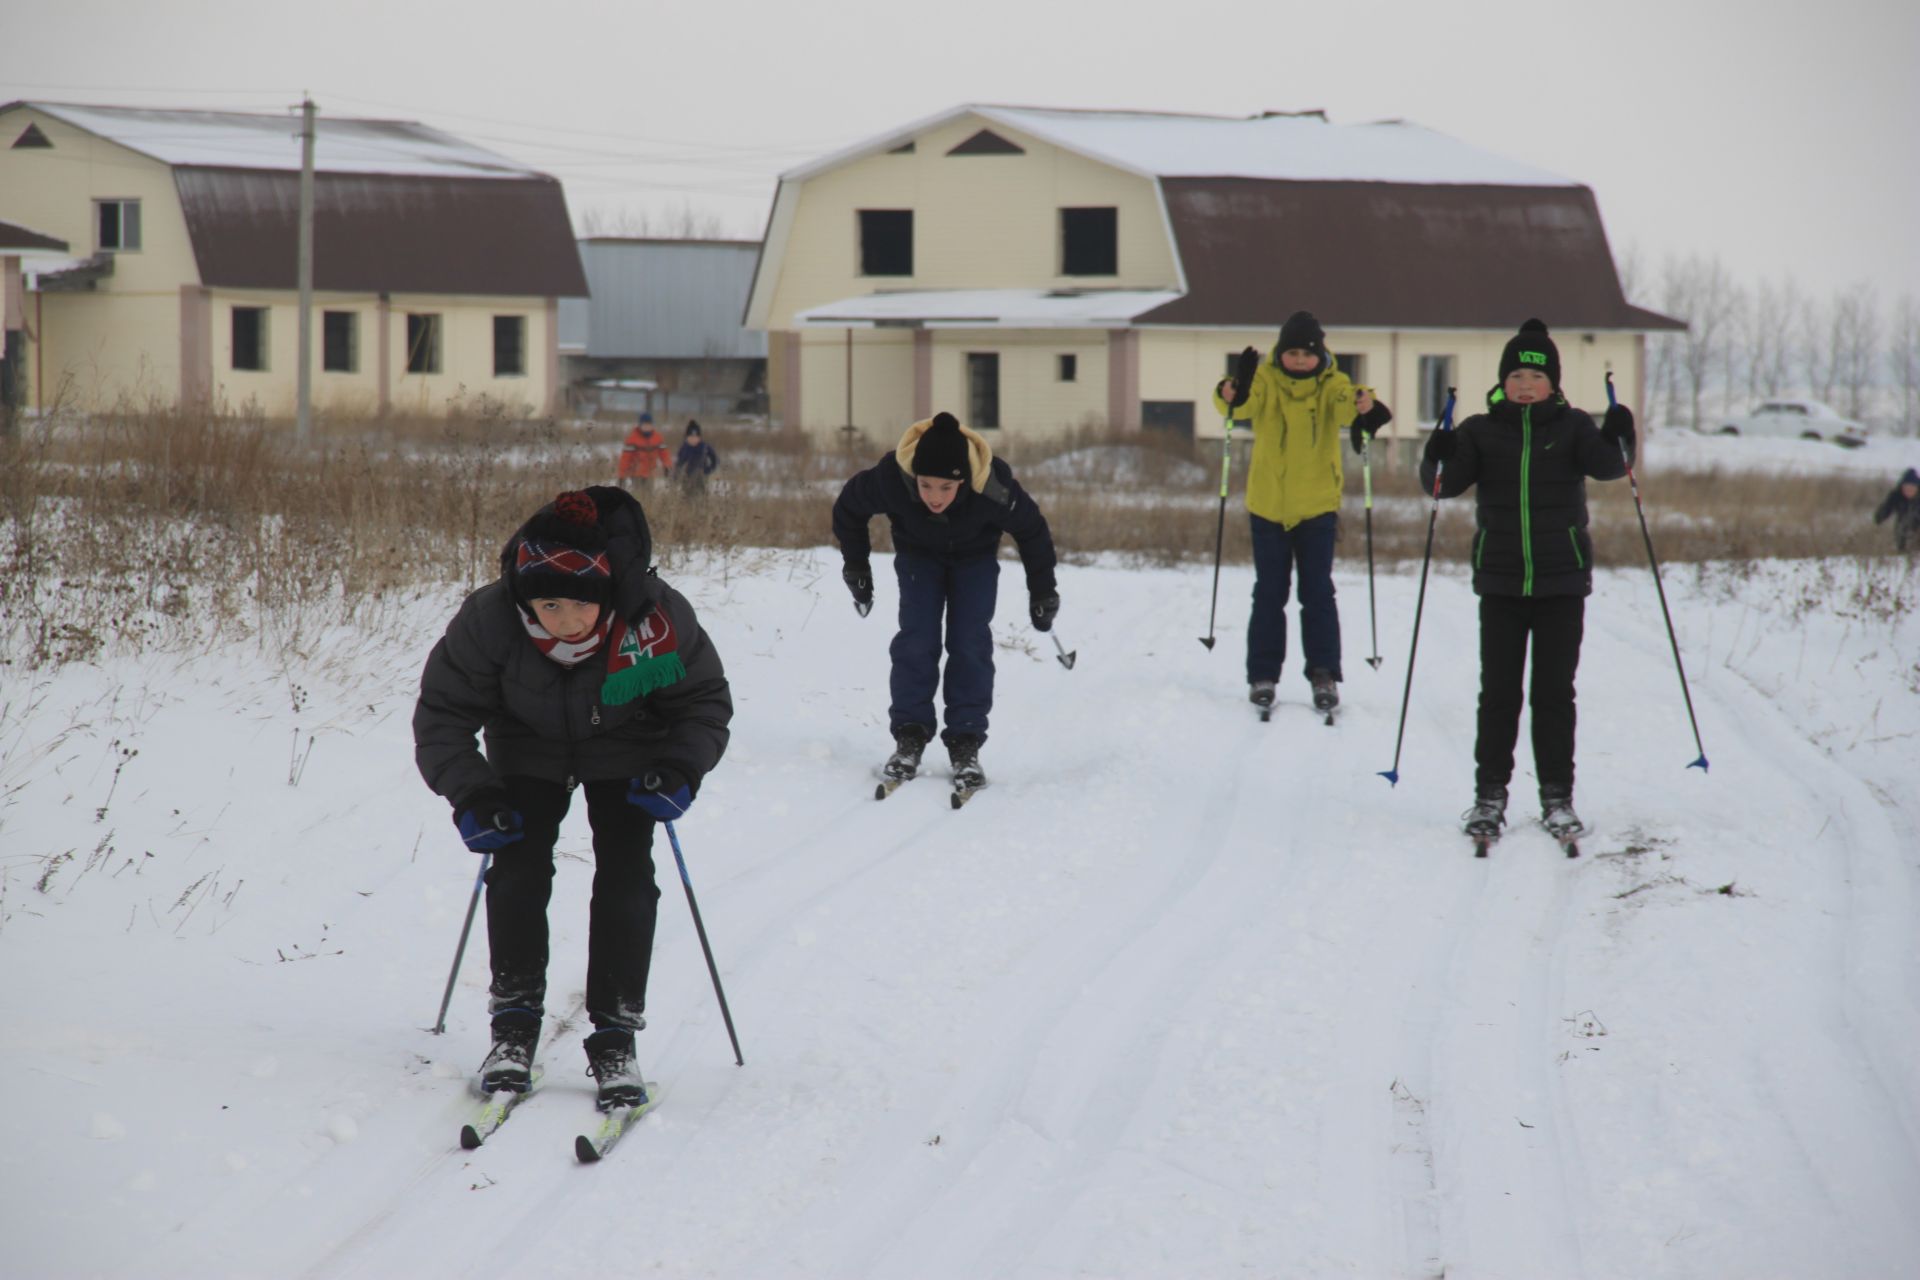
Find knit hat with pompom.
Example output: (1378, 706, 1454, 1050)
(511, 490, 614, 607)
(1498, 318, 1562, 389)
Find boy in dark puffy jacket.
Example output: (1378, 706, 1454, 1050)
(413, 486, 731, 1105)
(1872, 468, 1920, 551)
(1418, 320, 1634, 844)
(832, 412, 1057, 797)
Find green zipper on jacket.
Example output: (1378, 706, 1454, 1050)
(1568, 526, 1585, 569)
(1473, 527, 1486, 571)
(1520, 405, 1535, 596)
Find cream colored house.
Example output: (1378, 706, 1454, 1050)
(0, 102, 587, 417)
(745, 106, 1681, 446)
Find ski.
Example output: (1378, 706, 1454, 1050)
(459, 1070, 542, 1149)
(574, 1083, 661, 1163)
(1258, 705, 1273, 723)
(875, 776, 910, 801)
(1543, 821, 1583, 859)
(1470, 834, 1498, 858)
(951, 780, 984, 809)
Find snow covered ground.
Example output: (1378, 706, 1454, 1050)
(3, 547, 1917, 1279)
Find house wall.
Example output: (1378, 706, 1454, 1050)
(763, 112, 1179, 331)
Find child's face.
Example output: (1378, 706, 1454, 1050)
(917, 476, 963, 514)
(1504, 369, 1553, 404)
(1902, 482, 1918, 499)
(1279, 348, 1321, 374)
(530, 598, 601, 642)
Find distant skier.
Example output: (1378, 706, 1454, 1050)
(1418, 319, 1635, 846)
(675, 420, 720, 493)
(413, 487, 732, 1105)
(616, 413, 673, 488)
(831, 411, 1058, 802)
(1872, 468, 1920, 551)
(1211, 310, 1392, 717)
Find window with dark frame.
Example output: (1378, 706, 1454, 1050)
(493, 315, 526, 377)
(1418, 355, 1456, 421)
(1141, 400, 1196, 439)
(858, 209, 913, 277)
(1334, 352, 1366, 384)
(96, 198, 141, 251)
(231, 307, 268, 372)
(406, 313, 442, 375)
(322, 311, 357, 374)
(1060, 207, 1117, 276)
(967, 353, 1000, 429)
(1058, 353, 1077, 382)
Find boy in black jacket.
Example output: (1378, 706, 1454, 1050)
(1418, 320, 1635, 843)
(1872, 468, 1920, 551)
(832, 412, 1058, 796)
(413, 486, 732, 1104)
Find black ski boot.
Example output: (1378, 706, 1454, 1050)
(1540, 785, 1585, 841)
(478, 1009, 540, 1094)
(883, 723, 932, 782)
(1461, 784, 1508, 842)
(946, 733, 986, 789)
(1308, 668, 1340, 714)
(583, 1028, 647, 1110)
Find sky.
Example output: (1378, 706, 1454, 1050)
(3, 0, 1915, 303)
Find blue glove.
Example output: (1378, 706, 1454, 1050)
(454, 790, 524, 853)
(627, 770, 693, 821)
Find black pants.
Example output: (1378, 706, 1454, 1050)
(1476, 594, 1585, 793)
(484, 776, 660, 1032)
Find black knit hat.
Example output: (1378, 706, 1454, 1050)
(911, 412, 970, 482)
(1498, 318, 1561, 389)
(511, 490, 614, 607)
(1277, 310, 1327, 360)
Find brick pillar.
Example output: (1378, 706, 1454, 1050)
(1106, 328, 1140, 431)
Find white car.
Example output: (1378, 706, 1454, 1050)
(1715, 399, 1869, 447)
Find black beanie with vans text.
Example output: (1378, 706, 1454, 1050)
(1498, 318, 1562, 389)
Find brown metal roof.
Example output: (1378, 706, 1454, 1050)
(1137, 178, 1682, 331)
(173, 168, 588, 297)
(0, 218, 68, 252)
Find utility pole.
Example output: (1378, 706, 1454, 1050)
(295, 95, 317, 443)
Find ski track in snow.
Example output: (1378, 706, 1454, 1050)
(4, 550, 1918, 1279)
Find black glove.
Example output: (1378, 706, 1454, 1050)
(453, 787, 524, 853)
(1029, 589, 1060, 633)
(1349, 402, 1392, 456)
(842, 562, 874, 618)
(1601, 404, 1636, 466)
(1423, 429, 1457, 465)
(1225, 346, 1260, 409)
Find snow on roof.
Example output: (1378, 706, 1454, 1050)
(25, 102, 541, 180)
(787, 105, 1573, 188)
(795, 288, 1184, 329)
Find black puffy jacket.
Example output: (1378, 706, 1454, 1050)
(412, 487, 732, 808)
(1419, 392, 1627, 598)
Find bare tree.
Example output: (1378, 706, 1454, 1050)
(1829, 283, 1880, 423)
(1891, 291, 1920, 437)
(1669, 254, 1737, 430)
(577, 199, 734, 240)
(1802, 295, 1839, 407)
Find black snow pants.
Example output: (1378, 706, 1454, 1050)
(1475, 594, 1586, 795)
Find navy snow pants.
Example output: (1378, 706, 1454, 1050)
(889, 549, 999, 743)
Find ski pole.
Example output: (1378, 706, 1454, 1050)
(1607, 371, 1709, 771)
(431, 852, 490, 1035)
(663, 820, 744, 1066)
(1363, 435, 1382, 670)
(1379, 387, 1456, 786)
(1199, 412, 1233, 650)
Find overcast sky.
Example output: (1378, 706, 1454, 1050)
(4, 0, 1914, 305)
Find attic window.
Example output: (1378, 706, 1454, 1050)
(947, 129, 1024, 156)
(888, 141, 916, 154)
(1060, 207, 1117, 276)
(12, 123, 52, 149)
(858, 209, 913, 277)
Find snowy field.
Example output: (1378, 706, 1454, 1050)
(1650, 427, 1918, 479)
(3, 545, 1918, 1279)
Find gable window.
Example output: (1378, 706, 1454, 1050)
(231, 307, 268, 372)
(322, 311, 358, 373)
(1060, 207, 1117, 276)
(12, 123, 53, 149)
(858, 210, 913, 277)
(1058, 354, 1077, 383)
(967, 353, 1000, 429)
(96, 199, 141, 251)
(1418, 355, 1456, 421)
(494, 315, 527, 377)
(406, 313, 443, 375)
(947, 129, 1024, 156)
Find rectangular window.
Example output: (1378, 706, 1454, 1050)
(1060, 207, 1117, 276)
(1334, 352, 1366, 385)
(1141, 400, 1196, 439)
(493, 315, 526, 377)
(231, 306, 268, 372)
(858, 209, 913, 277)
(322, 311, 357, 373)
(406, 313, 442, 375)
(966, 352, 1000, 429)
(1418, 355, 1456, 421)
(96, 198, 142, 251)
(1058, 353, 1077, 382)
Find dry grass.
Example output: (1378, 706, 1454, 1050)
(1, 408, 1910, 669)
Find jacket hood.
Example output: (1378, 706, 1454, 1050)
(893, 416, 995, 492)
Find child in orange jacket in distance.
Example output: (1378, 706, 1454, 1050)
(617, 413, 673, 487)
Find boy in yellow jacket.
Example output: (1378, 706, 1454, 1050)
(1212, 310, 1390, 715)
